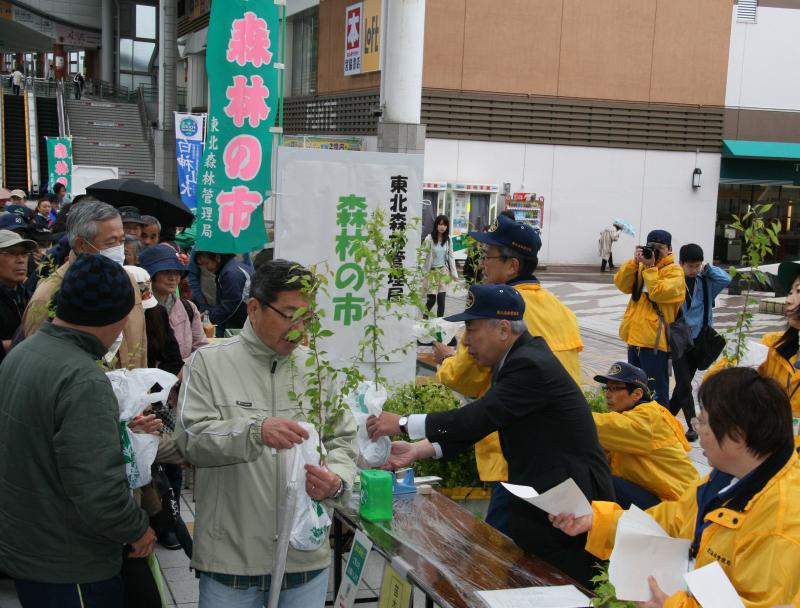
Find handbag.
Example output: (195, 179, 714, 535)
(691, 276, 726, 370)
(647, 295, 693, 361)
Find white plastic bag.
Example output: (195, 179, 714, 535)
(107, 368, 178, 488)
(344, 381, 391, 468)
(413, 318, 462, 346)
(287, 422, 332, 551)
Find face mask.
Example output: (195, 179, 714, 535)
(88, 242, 125, 266)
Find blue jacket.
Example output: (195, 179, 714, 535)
(188, 249, 253, 309)
(682, 264, 731, 338)
(209, 257, 253, 337)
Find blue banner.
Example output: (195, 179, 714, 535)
(175, 113, 206, 209)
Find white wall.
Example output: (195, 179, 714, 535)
(424, 138, 720, 265)
(726, 6, 800, 110)
(18, 0, 101, 29)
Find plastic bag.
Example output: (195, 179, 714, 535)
(107, 368, 178, 488)
(413, 318, 462, 346)
(344, 381, 391, 468)
(287, 422, 332, 551)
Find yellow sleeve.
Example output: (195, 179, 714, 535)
(646, 478, 702, 540)
(592, 410, 653, 455)
(585, 500, 624, 560)
(664, 592, 699, 608)
(644, 265, 686, 306)
(435, 342, 491, 399)
(614, 259, 639, 294)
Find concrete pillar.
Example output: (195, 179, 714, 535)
(377, 0, 426, 154)
(101, 0, 114, 83)
(53, 44, 67, 81)
(155, 0, 178, 192)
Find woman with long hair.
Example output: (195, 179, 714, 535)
(422, 215, 458, 317)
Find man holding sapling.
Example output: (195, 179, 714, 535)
(175, 259, 357, 607)
(367, 284, 613, 587)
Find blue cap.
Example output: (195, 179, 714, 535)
(0, 213, 27, 232)
(469, 215, 542, 257)
(646, 229, 672, 248)
(444, 284, 525, 322)
(138, 244, 187, 277)
(593, 361, 649, 393)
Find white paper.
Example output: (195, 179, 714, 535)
(476, 585, 591, 608)
(609, 506, 691, 602)
(501, 478, 592, 518)
(684, 562, 744, 608)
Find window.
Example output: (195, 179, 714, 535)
(737, 0, 757, 23)
(119, 3, 157, 90)
(68, 51, 85, 75)
(136, 5, 157, 39)
(291, 7, 318, 97)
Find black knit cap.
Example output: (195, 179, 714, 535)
(56, 253, 135, 327)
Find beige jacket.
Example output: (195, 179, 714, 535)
(21, 254, 148, 369)
(174, 320, 358, 576)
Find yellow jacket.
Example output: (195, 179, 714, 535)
(585, 450, 800, 608)
(614, 255, 685, 352)
(758, 332, 800, 417)
(592, 401, 699, 501)
(436, 280, 582, 481)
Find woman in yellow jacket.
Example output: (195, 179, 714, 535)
(432, 214, 582, 535)
(592, 361, 698, 509)
(551, 367, 800, 608)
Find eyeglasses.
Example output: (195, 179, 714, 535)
(690, 416, 708, 431)
(602, 385, 629, 393)
(0, 249, 30, 259)
(259, 299, 316, 324)
(479, 251, 508, 261)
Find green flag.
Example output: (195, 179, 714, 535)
(195, 1, 280, 253)
(46, 137, 73, 195)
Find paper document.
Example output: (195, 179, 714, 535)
(609, 506, 691, 602)
(476, 585, 591, 608)
(501, 479, 592, 518)
(684, 562, 744, 608)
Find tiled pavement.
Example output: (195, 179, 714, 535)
(0, 270, 785, 606)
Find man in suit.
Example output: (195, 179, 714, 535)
(367, 284, 614, 586)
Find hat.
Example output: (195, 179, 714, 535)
(0, 229, 37, 251)
(777, 261, 800, 294)
(119, 206, 146, 225)
(9, 189, 26, 200)
(0, 213, 28, 233)
(56, 253, 135, 326)
(138, 244, 187, 278)
(125, 265, 158, 310)
(26, 226, 62, 245)
(593, 361, 649, 393)
(469, 214, 542, 257)
(646, 229, 672, 247)
(444, 283, 525, 322)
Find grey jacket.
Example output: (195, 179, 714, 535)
(174, 320, 358, 576)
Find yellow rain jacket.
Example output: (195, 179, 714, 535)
(758, 332, 800, 417)
(592, 401, 699, 501)
(585, 449, 800, 608)
(436, 280, 582, 481)
(614, 255, 685, 351)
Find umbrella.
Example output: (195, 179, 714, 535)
(86, 178, 195, 228)
(613, 218, 636, 237)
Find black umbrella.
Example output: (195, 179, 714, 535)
(86, 178, 195, 228)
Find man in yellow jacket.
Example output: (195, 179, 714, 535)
(551, 367, 800, 608)
(432, 214, 583, 534)
(614, 229, 685, 407)
(592, 361, 698, 509)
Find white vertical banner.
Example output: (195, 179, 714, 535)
(275, 147, 423, 382)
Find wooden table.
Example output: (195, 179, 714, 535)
(333, 490, 587, 608)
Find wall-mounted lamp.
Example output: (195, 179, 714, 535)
(692, 167, 702, 189)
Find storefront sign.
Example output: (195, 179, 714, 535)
(55, 24, 101, 49)
(174, 112, 206, 209)
(195, 0, 277, 253)
(361, 0, 381, 73)
(275, 147, 422, 380)
(378, 564, 412, 608)
(344, 3, 362, 76)
(282, 135, 364, 151)
(46, 137, 73, 195)
(334, 530, 373, 608)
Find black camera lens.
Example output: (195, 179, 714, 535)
(641, 246, 654, 259)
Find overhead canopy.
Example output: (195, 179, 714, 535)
(722, 139, 800, 161)
(0, 19, 53, 53)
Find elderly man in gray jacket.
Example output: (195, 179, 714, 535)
(175, 259, 357, 608)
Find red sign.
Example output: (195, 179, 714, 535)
(344, 3, 362, 75)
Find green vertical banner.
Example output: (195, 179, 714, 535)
(46, 137, 73, 195)
(195, 0, 278, 253)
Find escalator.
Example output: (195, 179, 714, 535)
(36, 96, 58, 192)
(2, 94, 29, 191)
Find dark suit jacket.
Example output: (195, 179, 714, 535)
(425, 332, 615, 582)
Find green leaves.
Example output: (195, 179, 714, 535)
(590, 563, 637, 608)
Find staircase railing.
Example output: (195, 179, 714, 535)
(56, 80, 71, 138)
(25, 83, 40, 194)
(137, 86, 155, 161)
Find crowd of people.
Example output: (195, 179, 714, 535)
(0, 193, 798, 607)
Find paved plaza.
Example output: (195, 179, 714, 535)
(0, 268, 785, 607)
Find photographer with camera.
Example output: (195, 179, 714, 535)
(614, 229, 685, 407)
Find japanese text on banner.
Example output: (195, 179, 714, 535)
(174, 113, 206, 210)
(46, 137, 73, 196)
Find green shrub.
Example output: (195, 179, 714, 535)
(384, 383, 482, 488)
(584, 386, 608, 413)
(590, 562, 637, 608)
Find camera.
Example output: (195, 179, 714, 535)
(640, 245, 654, 260)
